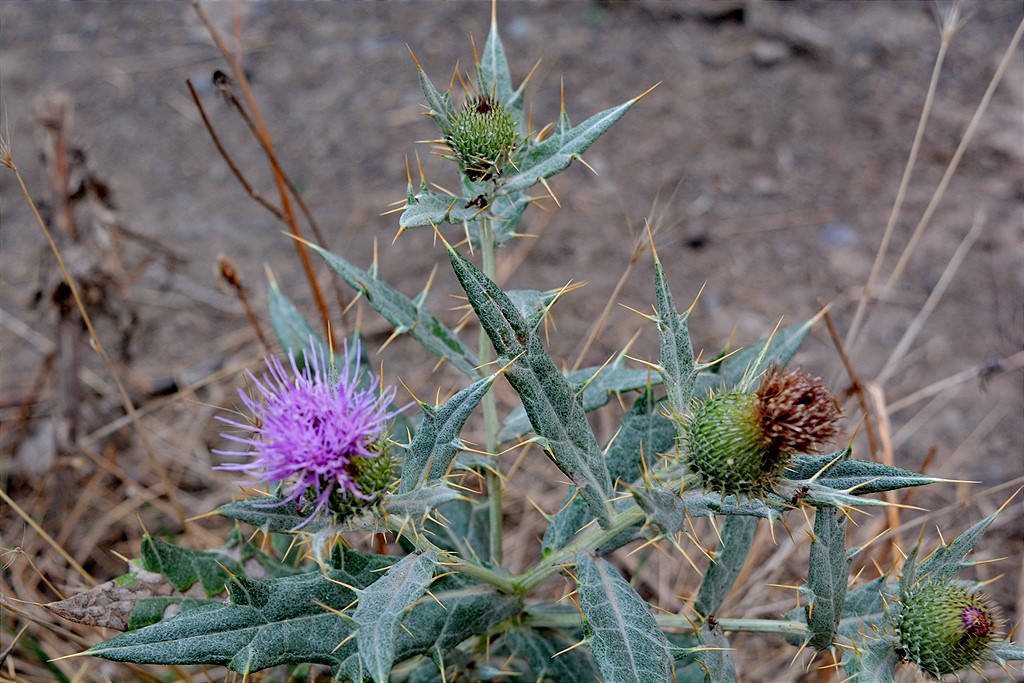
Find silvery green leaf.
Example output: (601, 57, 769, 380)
(785, 451, 943, 496)
(693, 516, 759, 619)
(837, 574, 891, 640)
(986, 640, 1024, 664)
(383, 487, 462, 518)
(309, 242, 480, 378)
(447, 243, 612, 525)
(706, 319, 814, 391)
(575, 552, 673, 683)
(500, 366, 664, 442)
(499, 95, 642, 194)
(652, 249, 696, 418)
(266, 278, 326, 362)
(413, 59, 456, 136)
(422, 498, 491, 565)
(543, 389, 674, 552)
(476, 9, 526, 130)
(217, 494, 330, 534)
(695, 620, 737, 683)
(400, 375, 495, 492)
(399, 186, 486, 230)
(913, 511, 997, 585)
(805, 506, 850, 650)
(355, 551, 437, 683)
(632, 488, 782, 536)
(844, 634, 900, 683)
(496, 626, 601, 682)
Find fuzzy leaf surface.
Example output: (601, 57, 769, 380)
(576, 552, 673, 683)
(310, 243, 479, 378)
(786, 451, 942, 495)
(383, 487, 462, 518)
(707, 320, 814, 390)
(476, 14, 525, 129)
(653, 250, 696, 417)
(804, 506, 849, 650)
(217, 495, 330, 534)
(543, 389, 675, 552)
(267, 279, 327, 362)
(693, 516, 759, 619)
(987, 640, 1024, 664)
(400, 375, 495, 492)
(696, 621, 738, 683)
(447, 243, 612, 525)
(844, 634, 899, 683)
(422, 498, 491, 565)
(354, 551, 437, 683)
(140, 536, 242, 597)
(496, 626, 601, 682)
(413, 62, 456, 136)
(912, 511, 997, 585)
(500, 96, 640, 194)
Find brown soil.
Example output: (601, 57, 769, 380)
(1, 2, 1021, 681)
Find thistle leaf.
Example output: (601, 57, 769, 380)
(786, 451, 943, 496)
(309, 242, 480, 378)
(844, 634, 900, 683)
(986, 640, 1024, 664)
(267, 278, 327, 361)
(804, 506, 850, 650)
(422, 498, 492, 565)
(693, 516, 759, 619)
(496, 626, 601, 681)
(446, 243, 612, 525)
(707, 320, 814, 391)
(913, 511, 998, 585)
(139, 535, 241, 597)
(695, 620, 738, 683)
(413, 60, 456, 136)
(476, 11, 524, 129)
(652, 249, 696, 417)
(354, 551, 437, 683)
(543, 389, 676, 552)
(575, 552, 674, 683)
(400, 375, 495, 492)
(383, 487, 462, 518)
(500, 96, 641, 194)
(399, 187, 531, 249)
(218, 494, 330, 534)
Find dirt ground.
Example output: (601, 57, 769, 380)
(1, 2, 1022, 681)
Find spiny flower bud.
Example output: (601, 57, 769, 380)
(447, 95, 518, 181)
(897, 582, 1002, 677)
(325, 438, 396, 519)
(685, 368, 840, 496)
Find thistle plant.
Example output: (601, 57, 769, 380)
(38, 6, 1021, 682)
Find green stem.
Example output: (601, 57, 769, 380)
(521, 605, 809, 639)
(478, 217, 503, 566)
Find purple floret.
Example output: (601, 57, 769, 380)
(215, 342, 399, 524)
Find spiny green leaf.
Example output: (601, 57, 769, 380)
(140, 536, 241, 597)
(476, 10, 525, 130)
(913, 511, 998, 585)
(986, 640, 1024, 664)
(804, 506, 850, 650)
(695, 620, 738, 683)
(543, 389, 675, 553)
(384, 487, 462, 518)
(837, 574, 890, 640)
(422, 498, 491, 565)
(267, 278, 327, 362)
(446, 242, 612, 525)
(707, 320, 815, 391)
(217, 494, 329, 534)
(500, 94, 641, 194)
(496, 626, 601, 682)
(693, 516, 759, 619)
(575, 552, 673, 683)
(785, 451, 943, 495)
(355, 551, 438, 683)
(309, 242, 480, 378)
(400, 375, 496, 492)
(653, 250, 696, 418)
(632, 488, 783, 535)
(844, 634, 900, 683)
(413, 59, 456, 136)
(400, 187, 530, 249)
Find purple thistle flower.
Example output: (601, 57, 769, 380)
(215, 342, 399, 525)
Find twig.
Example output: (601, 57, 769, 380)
(218, 254, 271, 354)
(192, 0, 333, 341)
(819, 301, 878, 456)
(185, 78, 285, 221)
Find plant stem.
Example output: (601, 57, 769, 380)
(479, 218, 503, 566)
(521, 604, 809, 639)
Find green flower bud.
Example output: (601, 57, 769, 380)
(323, 439, 395, 519)
(685, 368, 840, 496)
(447, 95, 518, 181)
(897, 582, 1002, 677)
